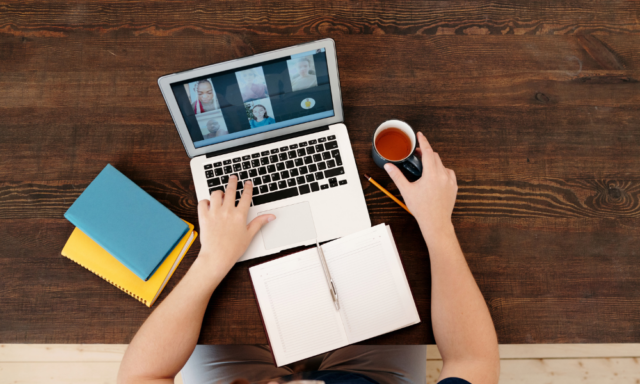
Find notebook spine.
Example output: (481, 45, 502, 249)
(62, 254, 150, 307)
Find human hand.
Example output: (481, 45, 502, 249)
(384, 132, 458, 239)
(197, 176, 275, 274)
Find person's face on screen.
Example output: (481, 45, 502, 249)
(197, 82, 214, 104)
(207, 121, 220, 134)
(297, 60, 310, 77)
(253, 106, 266, 120)
(243, 71, 256, 84)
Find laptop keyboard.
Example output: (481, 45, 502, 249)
(203, 135, 348, 206)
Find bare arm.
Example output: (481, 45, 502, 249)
(117, 176, 274, 384)
(385, 132, 500, 384)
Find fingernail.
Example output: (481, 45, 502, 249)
(384, 163, 392, 172)
(268, 216, 275, 222)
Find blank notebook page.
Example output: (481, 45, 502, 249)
(322, 224, 420, 343)
(250, 249, 348, 366)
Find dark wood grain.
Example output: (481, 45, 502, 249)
(1, 0, 640, 344)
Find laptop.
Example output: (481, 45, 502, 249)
(158, 38, 371, 262)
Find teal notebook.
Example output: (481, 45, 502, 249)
(64, 164, 189, 281)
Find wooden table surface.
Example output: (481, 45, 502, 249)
(1, 1, 639, 345)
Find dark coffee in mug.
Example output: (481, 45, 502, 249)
(374, 128, 412, 161)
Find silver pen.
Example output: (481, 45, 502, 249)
(316, 239, 340, 310)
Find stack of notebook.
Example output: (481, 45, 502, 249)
(62, 164, 197, 307)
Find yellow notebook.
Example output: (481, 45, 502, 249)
(61, 221, 197, 307)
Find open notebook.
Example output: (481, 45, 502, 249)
(249, 224, 420, 367)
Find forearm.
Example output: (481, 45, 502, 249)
(118, 254, 227, 383)
(422, 222, 499, 382)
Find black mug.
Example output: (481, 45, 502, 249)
(371, 120, 423, 182)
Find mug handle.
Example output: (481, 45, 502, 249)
(401, 153, 423, 182)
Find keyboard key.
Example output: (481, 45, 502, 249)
(276, 162, 285, 171)
(279, 153, 288, 161)
(325, 167, 345, 178)
(253, 186, 259, 195)
(242, 161, 251, 170)
(335, 155, 343, 166)
(290, 168, 299, 177)
(223, 159, 232, 165)
(309, 139, 317, 145)
(251, 159, 260, 167)
(287, 178, 297, 187)
(315, 172, 324, 180)
(313, 154, 322, 162)
(204, 164, 213, 170)
(269, 155, 278, 163)
(295, 158, 304, 167)
(278, 180, 287, 189)
(271, 173, 281, 181)
(221, 175, 229, 184)
(233, 157, 241, 163)
(299, 184, 311, 194)
(299, 141, 308, 147)
(315, 144, 324, 152)
(233, 163, 242, 172)
(299, 166, 308, 175)
(285, 160, 295, 169)
(267, 165, 276, 173)
(253, 177, 262, 186)
(262, 175, 271, 184)
(209, 186, 224, 194)
(261, 150, 270, 156)
(268, 182, 278, 192)
(213, 161, 222, 167)
(321, 184, 329, 190)
(329, 177, 338, 187)
(280, 146, 289, 152)
(270, 148, 279, 154)
(318, 162, 327, 170)
(260, 185, 269, 194)
(306, 147, 316, 155)
(290, 143, 299, 149)
(224, 166, 233, 174)
(252, 153, 260, 158)
(260, 157, 270, 165)
(302, 156, 311, 164)
(258, 167, 267, 175)
(322, 152, 331, 160)
(297, 149, 306, 157)
(281, 170, 290, 179)
(208, 178, 221, 187)
(325, 141, 338, 150)
(308, 164, 318, 173)
(237, 181, 243, 190)
(240, 171, 248, 180)
(253, 187, 299, 206)
(205, 170, 213, 178)
(327, 135, 336, 140)
(331, 150, 340, 158)
(318, 137, 327, 143)
(214, 168, 223, 176)
(296, 176, 306, 185)
(249, 169, 258, 177)
(326, 159, 336, 168)
(339, 179, 348, 185)
(306, 174, 315, 183)
(310, 182, 320, 192)
(242, 155, 251, 161)
(288, 150, 297, 159)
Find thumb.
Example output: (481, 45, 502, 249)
(247, 214, 276, 237)
(384, 163, 410, 193)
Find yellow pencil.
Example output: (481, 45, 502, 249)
(363, 173, 412, 215)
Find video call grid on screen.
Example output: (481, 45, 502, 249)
(170, 49, 334, 149)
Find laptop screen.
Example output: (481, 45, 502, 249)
(169, 48, 334, 149)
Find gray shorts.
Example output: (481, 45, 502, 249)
(182, 345, 426, 384)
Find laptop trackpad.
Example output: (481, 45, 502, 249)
(258, 202, 316, 250)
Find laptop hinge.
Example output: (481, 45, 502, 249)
(205, 126, 330, 158)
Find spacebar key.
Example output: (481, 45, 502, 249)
(252, 187, 299, 206)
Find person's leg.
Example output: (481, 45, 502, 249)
(318, 345, 426, 384)
(181, 345, 293, 384)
